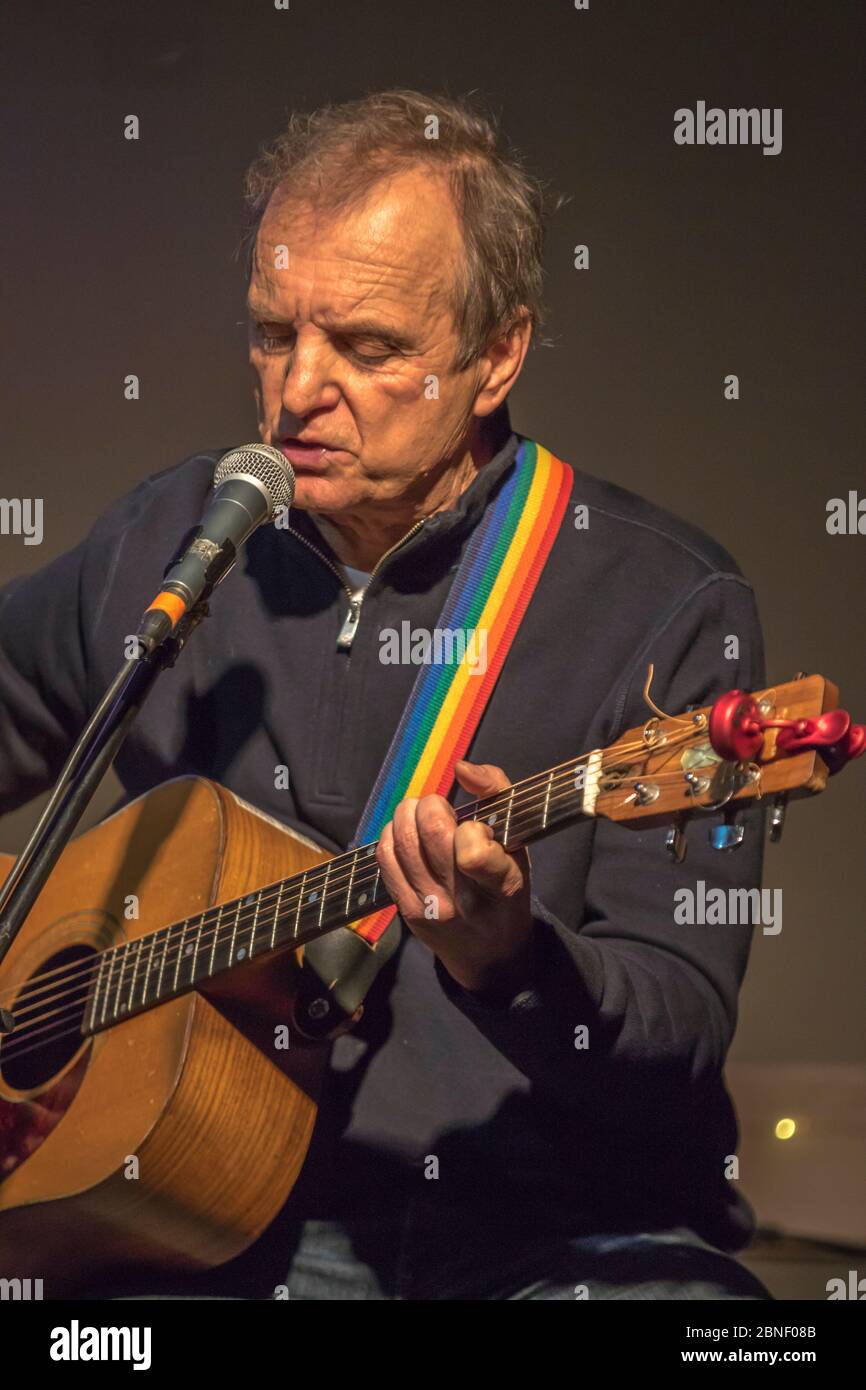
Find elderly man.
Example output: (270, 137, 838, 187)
(0, 89, 769, 1300)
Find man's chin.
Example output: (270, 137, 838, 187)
(289, 474, 353, 513)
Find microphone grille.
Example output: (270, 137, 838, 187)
(213, 444, 295, 517)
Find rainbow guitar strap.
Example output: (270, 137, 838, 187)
(294, 437, 573, 1037)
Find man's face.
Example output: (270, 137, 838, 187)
(247, 167, 489, 517)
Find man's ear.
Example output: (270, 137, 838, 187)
(472, 310, 533, 419)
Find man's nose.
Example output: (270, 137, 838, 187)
(279, 336, 340, 417)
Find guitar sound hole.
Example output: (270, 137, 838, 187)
(0, 945, 94, 1092)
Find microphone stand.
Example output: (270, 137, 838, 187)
(0, 601, 210, 1013)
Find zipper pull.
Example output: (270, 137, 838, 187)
(337, 597, 363, 651)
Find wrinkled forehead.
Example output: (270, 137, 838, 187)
(250, 170, 465, 321)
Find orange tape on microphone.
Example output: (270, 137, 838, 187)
(144, 592, 187, 631)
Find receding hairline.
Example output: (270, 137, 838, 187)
(249, 159, 467, 275)
(239, 88, 554, 369)
(248, 163, 472, 351)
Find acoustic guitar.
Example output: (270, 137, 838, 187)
(0, 672, 861, 1295)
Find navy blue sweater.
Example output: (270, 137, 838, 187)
(0, 424, 767, 1258)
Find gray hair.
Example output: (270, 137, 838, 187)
(241, 88, 558, 371)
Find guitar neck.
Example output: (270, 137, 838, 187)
(83, 753, 594, 1034)
(75, 670, 866, 1036)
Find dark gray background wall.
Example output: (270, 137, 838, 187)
(1, 0, 863, 1072)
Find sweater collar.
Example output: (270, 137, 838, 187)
(287, 405, 521, 573)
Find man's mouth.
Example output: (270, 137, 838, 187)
(278, 437, 335, 471)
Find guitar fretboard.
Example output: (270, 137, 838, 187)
(83, 751, 600, 1035)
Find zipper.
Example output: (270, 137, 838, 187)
(285, 517, 427, 651)
(337, 595, 363, 651)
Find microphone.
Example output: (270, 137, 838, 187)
(138, 444, 295, 648)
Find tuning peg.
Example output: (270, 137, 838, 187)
(769, 793, 789, 843)
(709, 809, 746, 851)
(709, 686, 864, 772)
(665, 822, 688, 862)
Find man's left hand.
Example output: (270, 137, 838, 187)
(376, 758, 534, 995)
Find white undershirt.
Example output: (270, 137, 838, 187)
(340, 563, 372, 597)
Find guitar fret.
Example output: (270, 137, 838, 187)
(293, 871, 306, 938)
(357, 841, 378, 910)
(125, 938, 143, 1014)
(190, 914, 203, 984)
(317, 861, 332, 929)
(173, 921, 189, 992)
(271, 879, 284, 949)
(89, 950, 106, 1033)
(102, 946, 120, 1025)
(208, 904, 225, 978)
(155, 927, 170, 1001)
(243, 892, 261, 964)
(227, 897, 245, 967)
(344, 850, 358, 916)
(111, 944, 127, 1021)
(542, 769, 554, 829)
(503, 785, 515, 846)
(140, 930, 157, 1009)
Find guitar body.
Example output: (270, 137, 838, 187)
(0, 777, 331, 1296)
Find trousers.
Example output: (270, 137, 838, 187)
(88, 1211, 772, 1302)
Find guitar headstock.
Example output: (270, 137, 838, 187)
(596, 673, 864, 847)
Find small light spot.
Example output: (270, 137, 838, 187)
(775, 1117, 796, 1141)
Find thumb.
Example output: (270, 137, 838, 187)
(454, 758, 511, 794)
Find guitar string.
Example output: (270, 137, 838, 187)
(0, 728, 716, 1059)
(0, 723, 701, 1022)
(0, 760, 711, 1066)
(0, 743, 716, 1064)
(0, 722, 697, 1015)
(0, 762, 733, 1067)
(3, 774, 735, 1073)
(1, 752, 684, 1053)
(0, 758, 720, 1066)
(0, 731, 717, 1062)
